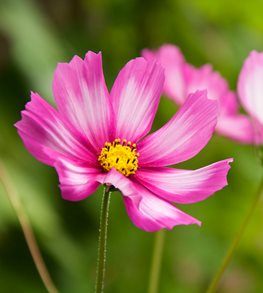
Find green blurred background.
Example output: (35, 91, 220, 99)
(1, 0, 263, 292)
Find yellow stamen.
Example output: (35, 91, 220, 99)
(98, 138, 139, 176)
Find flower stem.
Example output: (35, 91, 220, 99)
(148, 230, 166, 293)
(0, 161, 58, 293)
(207, 176, 263, 293)
(95, 185, 111, 293)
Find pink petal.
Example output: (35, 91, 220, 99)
(135, 159, 232, 204)
(184, 64, 238, 115)
(143, 44, 258, 145)
(110, 57, 164, 142)
(142, 45, 238, 116)
(53, 51, 114, 152)
(238, 51, 263, 125)
(138, 90, 218, 167)
(216, 114, 263, 144)
(220, 92, 239, 116)
(15, 92, 96, 166)
(185, 61, 263, 144)
(55, 158, 100, 201)
(142, 44, 186, 104)
(98, 169, 200, 232)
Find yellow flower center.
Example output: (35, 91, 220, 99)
(98, 138, 139, 176)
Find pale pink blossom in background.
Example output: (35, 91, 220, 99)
(16, 51, 232, 232)
(142, 44, 263, 144)
(238, 51, 263, 142)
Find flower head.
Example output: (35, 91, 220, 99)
(142, 44, 262, 144)
(15, 51, 232, 232)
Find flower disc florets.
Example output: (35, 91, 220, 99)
(98, 138, 139, 176)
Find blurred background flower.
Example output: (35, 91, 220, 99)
(0, 0, 263, 292)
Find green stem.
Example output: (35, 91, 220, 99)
(207, 176, 263, 293)
(95, 186, 111, 293)
(0, 161, 58, 293)
(148, 230, 166, 293)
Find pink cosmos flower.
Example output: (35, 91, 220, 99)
(142, 44, 261, 144)
(15, 51, 232, 232)
(238, 51, 263, 141)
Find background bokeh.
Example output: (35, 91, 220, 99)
(1, 0, 263, 292)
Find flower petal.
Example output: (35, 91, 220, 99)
(110, 57, 164, 142)
(98, 169, 200, 232)
(142, 44, 186, 104)
(184, 64, 238, 115)
(15, 92, 96, 166)
(135, 159, 232, 204)
(55, 158, 100, 201)
(238, 51, 263, 125)
(53, 51, 114, 152)
(138, 90, 218, 167)
(216, 114, 263, 144)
